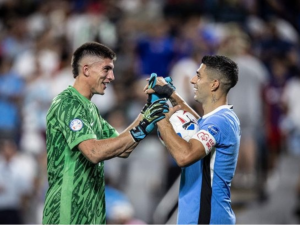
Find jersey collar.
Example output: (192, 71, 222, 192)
(202, 105, 233, 119)
(68, 86, 91, 105)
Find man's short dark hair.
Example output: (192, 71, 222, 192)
(71, 42, 116, 78)
(202, 55, 238, 93)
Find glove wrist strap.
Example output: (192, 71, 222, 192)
(130, 125, 147, 142)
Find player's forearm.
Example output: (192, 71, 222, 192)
(118, 143, 138, 158)
(157, 119, 193, 167)
(169, 92, 200, 120)
(78, 132, 136, 163)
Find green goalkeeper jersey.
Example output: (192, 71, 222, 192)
(43, 86, 118, 224)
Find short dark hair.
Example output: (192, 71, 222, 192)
(71, 42, 116, 78)
(202, 55, 238, 93)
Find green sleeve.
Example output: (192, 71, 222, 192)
(56, 99, 97, 150)
(100, 118, 119, 139)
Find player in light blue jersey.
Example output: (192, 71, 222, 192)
(147, 55, 240, 224)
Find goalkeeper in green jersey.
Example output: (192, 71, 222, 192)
(42, 42, 169, 224)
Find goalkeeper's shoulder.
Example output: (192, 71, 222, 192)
(47, 94, 81, 120)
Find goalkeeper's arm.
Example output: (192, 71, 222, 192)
(77, 98, 169, 163)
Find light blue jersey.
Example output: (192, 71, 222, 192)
(177, 105, 240, 224)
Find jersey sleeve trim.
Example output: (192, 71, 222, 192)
(69, 134, 97, 150)
(191, 130, 216, 155)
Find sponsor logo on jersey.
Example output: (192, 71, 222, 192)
(70, 119, 83, 131)
(208, 125, 219, 135)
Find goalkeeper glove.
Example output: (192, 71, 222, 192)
(130, 98, 169, 142)
(141, 73, 162, 114)
(148, 73, 176, 103)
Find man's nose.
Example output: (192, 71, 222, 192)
(107, 71, 115, 81)
(190, 75, 197, 84)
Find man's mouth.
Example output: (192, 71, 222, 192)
(102, 82, 109, 88)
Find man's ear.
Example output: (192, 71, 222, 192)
(211, 79, 220, 91)
(83, 65, 89, 77)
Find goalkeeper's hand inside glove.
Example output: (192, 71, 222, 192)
(147, 73, 176, 103)
(142, 73, 170, 113)
(130, 98, 169, 142)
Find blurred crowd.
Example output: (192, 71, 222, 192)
(1, 0, 300, 224)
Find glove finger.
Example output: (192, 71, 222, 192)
(162, 106, 169, 113)
(149, 109, 164, 118)
(148, 103, 166, 112)
(151, 99, 167, 106)
(149, 102, 169, 110)
(150, 98, 167, 106)
(149, 108, 169, 118)
(164, 77, 176, 90)
(149, 105, 166, 112)
(164, 77, 172, 83)
(148, 73, 157, 89)
(149, 104, 169, 114)
(159, 104, 170, 113)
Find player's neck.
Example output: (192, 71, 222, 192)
(202, 95, 228, 115)
(73, 79, 93, 100)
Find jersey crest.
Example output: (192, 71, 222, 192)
(69, 119, 83, 131)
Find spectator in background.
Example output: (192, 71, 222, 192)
(281, 69, 300, 156)
(136, 20, 176, 77)
(281, 65, 300, 224)
(0, 57, 24, 143)
(12, 29, 59, 81)
(20, 54, 51, 155)
(258, 19, 294, 67)
(50, 38, 74, 98)
(0, 139, 37, 224)
(1, 17, 32, 60)
(105, 177, 146, 224)
(218, 24, 268, 189)
(170, 48, 203, 107)
(262, 56, 289, 171)
(213, 0, 247, 23)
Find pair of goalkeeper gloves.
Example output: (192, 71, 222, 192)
(130, 73, 176, 142)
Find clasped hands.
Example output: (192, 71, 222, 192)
(130, 73, 178, 142)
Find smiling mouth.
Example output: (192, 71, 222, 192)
(102, 82, 109, 88)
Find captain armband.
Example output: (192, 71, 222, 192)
(191, 130, 216, 155)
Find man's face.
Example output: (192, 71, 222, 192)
(190, 63, 211, 103)
(87, 58, 115, 95)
